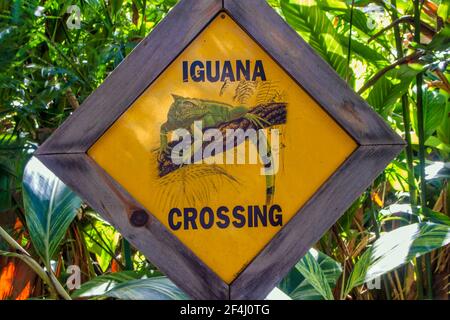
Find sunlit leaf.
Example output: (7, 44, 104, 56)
(425, 161, 450, 180)
(279, 248, 341, 300)
(83, 220, 120, 272)
(22, 157, 82, 265)
(345, 223, 450, 295)
(265, 287, 292, 300)
(73, 272, 187, 300)
(422, 90, 447, 140)
(366, 65, 420, 114)
(437, 0, 449, 22)
(72, 271, 161, 298)
(425, 136, 450, 153)
(280, 0, 349, 79)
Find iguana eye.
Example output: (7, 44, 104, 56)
(182, 101, 196, 108)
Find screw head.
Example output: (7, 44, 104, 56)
(130, 210, 149, 227)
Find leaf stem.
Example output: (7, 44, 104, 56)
(47, 263, 72, 300)
(369, 189, 390, 299)
(357, 51, 425, 94)
(0, 225, 71, 300)
(345, 0, 355, 84)
(0, 224, 29, 255)
(414, 0, 433, 300)
(391, 0, 422, 300)
(122, 239, 133, 271)
(0, 250, 57, 298)
(391, 1, 417, 218)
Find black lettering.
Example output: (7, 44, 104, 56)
(248, 206, 253, 227)
(221, 60, 235, 82)
(182, 61, 189, 82)
(190, 60, 205, 82)
(168, 208, 182, 231)
(216, 206, 230, 228)
(183, 60, 267, 83)
(184, 208, 198, 230)
(252, 60, 266, 81)
(232, 206, 246, 228)
(199, 207, 214, 229)
(253, 205, 267, 227)
(206, 61, 220, 82)
(236, 60, 250, 81)
(269, 204, 283, 226)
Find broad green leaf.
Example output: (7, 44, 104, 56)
(267, 0, 281, 8)
(344, 222, 450, 295)
(427, 25, 450, 52)
(436, 97, 450, 158)
(337, 34, 388, 67)
(280, 0, 349, 79)
(22, 157, 82, 265)
(83, 220, 120, 272)
(316, 0, 375, 35)
(412, 90, 447, 140)
(279, 248, 341, 300)
(72, 270, 162, 298)
(385, 160, 412, 192)
(380, 202, 450, 226)
(425, 161, 450, 181)
(266, 287, 292, 300)
(425, 136, 450, 153)
(109, 0, 124, 17)
(0, 134, 32, 212)
(293, 250, 334, 300)
(0, 160, 14, 212)
(380, 203, 414, 217)
(104, 277, 187, 300)
(78, 275, 188, 300)
(437, 0, 450, 22)
(423, 208, 450, 227)
(366, 65, 420, 114)
(423, 90, 448, 139)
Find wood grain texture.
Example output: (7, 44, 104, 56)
(229, 144, 404, 300)
(224, 0, 404, 147)
(35, 153, 229, 300)
(36, 0, 223, 156)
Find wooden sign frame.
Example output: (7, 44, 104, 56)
(35, 0, 404, 300)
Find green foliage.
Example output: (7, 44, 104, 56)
(366, 66, 420, 115)
(83, 219, 120, 272)
(344, 222, 450, 296)
(280, 0, 351, 81)
(73, 271, 187, 300)
(438, 0, 450, 21)
(101, 277, 187, 300)
(0, 0, 449, 300)
(0, 134, 33, 212)
(22, 157, 82, 265)
(421, 90, 447, 140)
(279, 248, 341, 300)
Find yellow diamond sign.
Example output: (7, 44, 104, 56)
(88, 13, 356, 284)
(36, 0, 403, 299)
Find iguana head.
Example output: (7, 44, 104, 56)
(168, 95, 208, 122)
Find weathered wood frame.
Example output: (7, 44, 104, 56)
(35, 0, 404, 300)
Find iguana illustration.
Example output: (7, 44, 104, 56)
(159, 95, 283, 204)
(160, 95, 268, 154)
